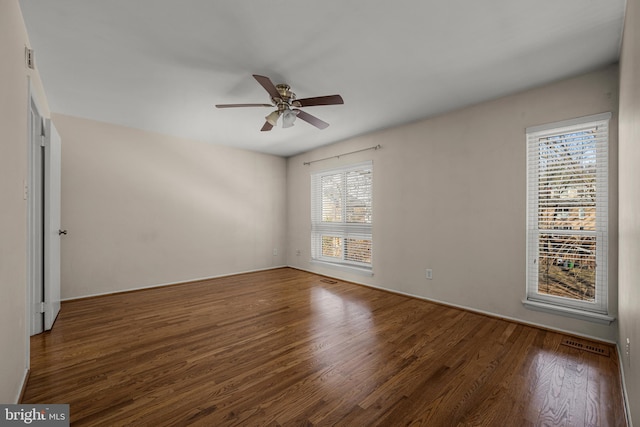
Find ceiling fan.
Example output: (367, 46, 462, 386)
(215, 75, 344, 132)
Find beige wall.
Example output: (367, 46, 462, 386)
(3, 0, 631, 416)
(618, 0, 640, 423)
(287, 65, 619, 343)
(55, 114, 287, 299)
(0, 0, 50, 403)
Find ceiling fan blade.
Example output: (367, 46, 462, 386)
(293, 94, 344, 107)
(215, 103, 272, 108)
(294, 109, 329, 129)
(253, 75, 281, 100)
(260, 121, 274, 132)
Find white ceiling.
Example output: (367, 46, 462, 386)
(19, 0, 626, 157)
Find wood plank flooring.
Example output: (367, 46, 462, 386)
(23, 268, 627, 426)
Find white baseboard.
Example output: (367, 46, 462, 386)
(61, 265, 288, 301)
(616, 343, 634, 427)
(17, 368, 29, 403)
(376, 287, 616, 344)
(65, 264, 618, 346)
(289, 265, 616, 345)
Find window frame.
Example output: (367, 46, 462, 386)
(310, 161, 373, 274)
(525, 113, 613, 322)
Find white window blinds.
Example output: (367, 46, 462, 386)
(526, 113, 610, 314)
(311, 162, 373, 270)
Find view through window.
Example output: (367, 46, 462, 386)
(526, 113, 609, 314)
(311, 162, 372, 271)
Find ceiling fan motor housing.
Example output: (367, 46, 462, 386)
(274, 84, 295, 105)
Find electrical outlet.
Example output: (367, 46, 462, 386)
(426, 269, 433, 280)
(273, 248, 278, 256)
(296, 249, 301, 256)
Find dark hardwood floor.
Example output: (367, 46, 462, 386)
(23, 268, 627, 426)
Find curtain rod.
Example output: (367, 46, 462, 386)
(303, 145, 381, 166)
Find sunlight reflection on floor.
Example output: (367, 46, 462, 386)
(308, 286, 380, 391)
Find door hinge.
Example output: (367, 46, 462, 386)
(40, 119, 47, 144)
(40, 301, 46, 313)
(25, 47, 35, 69)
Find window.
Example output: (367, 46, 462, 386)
(526, 113, 610, 317)
(311, 162, 372, 272)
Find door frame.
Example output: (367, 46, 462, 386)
(27, 79, 63, 346)
(43, 118, 61, 331)
(27, 79, 45, 340)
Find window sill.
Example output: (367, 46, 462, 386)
(522, 299, 615, 325)
(310, 260, 373, 277)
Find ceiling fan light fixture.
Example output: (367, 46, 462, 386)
(265, 110, 280, 126)
(282, 109, 298, 128)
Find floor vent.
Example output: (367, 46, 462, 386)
(320, 278, 338, 284)
(561, 337, 610, 357)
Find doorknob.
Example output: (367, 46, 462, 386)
(58, 229, 67, 235)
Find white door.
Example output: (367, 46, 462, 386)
(28, 98, 44, 335)
(28, 99, 62, 335)
(44, 119, 62, 330)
